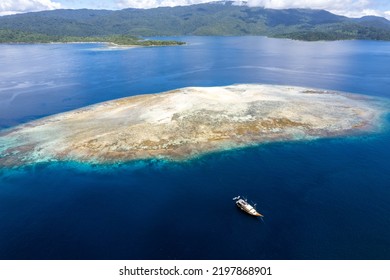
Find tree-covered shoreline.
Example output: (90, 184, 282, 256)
(1, 2, 390, 42)
(0, 29, 185, 46)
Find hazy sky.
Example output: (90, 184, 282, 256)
(1, 0, 390, 19)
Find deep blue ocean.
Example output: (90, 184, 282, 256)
(0, 37, 390, 260)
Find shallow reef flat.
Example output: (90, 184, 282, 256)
(0, 84, 388, 167)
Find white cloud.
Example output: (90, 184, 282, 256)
(246, 0, 369, 10)
(116, 0, 215, 9)
(115, 0, 371, 11)
(0, 0, 389, 20)
(245, 0, 389, 18)
(0, 0, 61, 16)
(245, 0, 390, 19)
(59, 0, 117, 10)
(116, 0, 390, 19)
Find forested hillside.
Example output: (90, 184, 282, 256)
(1, 1, 390, 41)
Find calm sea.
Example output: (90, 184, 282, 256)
(0, 37, 390, 259)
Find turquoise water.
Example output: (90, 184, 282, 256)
(0, 37, 390, 259)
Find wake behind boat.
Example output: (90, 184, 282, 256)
(233, 196, 263, 217)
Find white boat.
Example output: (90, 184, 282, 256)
(233, 196, 263, 217)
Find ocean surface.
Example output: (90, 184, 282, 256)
(0, 37, 390, 260)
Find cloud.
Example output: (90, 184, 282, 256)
(244, 0, 390, 19)
(0, 0, 61, 16)
(116, 0, 215, 9)
(116, 0, 390, 19)
(246, 0, 368, 10)
(115, 0, 371, 11)
(245, 0, 385, 18)
(59, 0, 117, 10)
(1, 0, 389, 20)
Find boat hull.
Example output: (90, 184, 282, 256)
(236, 199, 263, 217)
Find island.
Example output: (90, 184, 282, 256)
(0, 30, 185, 46)
(0, 84, 388, 167)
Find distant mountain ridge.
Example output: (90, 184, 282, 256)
(1, 1, 390, 41)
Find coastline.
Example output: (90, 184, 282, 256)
(1, 41, 183, 48)
(0, 34, 186, 47)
